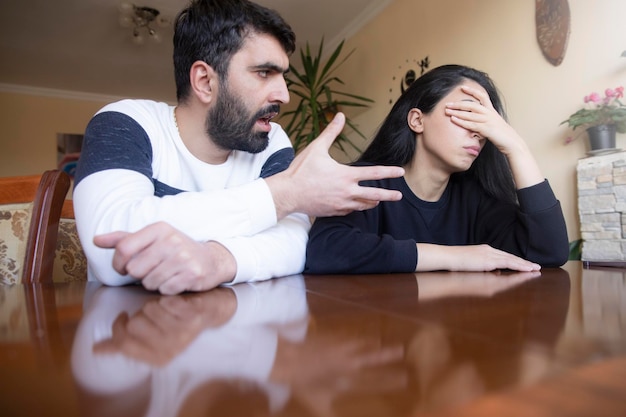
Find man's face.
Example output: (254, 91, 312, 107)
(206, 33, 290, 154)
(206, 81, 278, 153)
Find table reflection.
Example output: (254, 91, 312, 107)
(66, 269, 573, 417)
(405, 269, 571, 413)
(72, 275, 309, 417)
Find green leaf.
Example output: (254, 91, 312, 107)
(284, 39, 373, 156)
(568, 239, 582, 260)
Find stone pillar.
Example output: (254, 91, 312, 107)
(577, 151, 626, 261)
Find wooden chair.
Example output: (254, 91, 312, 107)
(0, 170, 70, 284)
(52, 199, 88, 282)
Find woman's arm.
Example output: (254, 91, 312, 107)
(304, 210, 417, 274)
(415, 243, 541, 272)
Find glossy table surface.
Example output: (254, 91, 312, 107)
(1, 261, 625, 417)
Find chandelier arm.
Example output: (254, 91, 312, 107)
(120, 4, 166, 44)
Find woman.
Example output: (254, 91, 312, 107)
(304, 64, 569, 274)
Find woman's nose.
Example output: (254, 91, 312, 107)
(471, 131, 485, 142)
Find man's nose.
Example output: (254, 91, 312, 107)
(271, 78, 290, 104)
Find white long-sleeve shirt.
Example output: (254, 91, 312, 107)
(73, 99, 310, 286)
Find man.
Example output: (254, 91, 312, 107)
(73, 0, 403, 295)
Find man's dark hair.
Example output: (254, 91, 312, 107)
(173, 0, 296, 102)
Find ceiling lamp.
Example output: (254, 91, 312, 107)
(119, 3, 170, 45)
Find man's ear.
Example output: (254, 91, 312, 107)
(189, 61, 218, 104)
(407, 108, 425, 133)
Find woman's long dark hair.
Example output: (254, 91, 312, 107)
(359, 64, 517, 205)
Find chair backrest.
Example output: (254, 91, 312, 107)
(0, 170, 70, 284)
(53, 199, 88, 282)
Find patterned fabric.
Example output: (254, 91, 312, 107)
(53, 218, 87, 283)
(0, 203, 33, 285)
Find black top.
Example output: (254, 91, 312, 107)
(304, 174, 569, 274)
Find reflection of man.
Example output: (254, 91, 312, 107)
(71, 276, 309, 416)
(73, 0, 403, 294)
(72, 274, 407, 417)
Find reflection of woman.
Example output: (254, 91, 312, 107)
(71, 276, 309, 417)
(405, 268, 571, 413)
(306, 65, 569, 275)
(269, 270, 571, 417)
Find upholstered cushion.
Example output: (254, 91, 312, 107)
(0, 203, 33, 285)
(53, 218, 87, 282)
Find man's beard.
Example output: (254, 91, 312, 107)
(206, 84, 279, 154)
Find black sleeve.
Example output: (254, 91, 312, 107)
(74, 111, 153, 187)
(304, 207, 418, 274)
(478, 180, 569, 267)
(515, 180, 569, 267)
(260, 147, 294, 178)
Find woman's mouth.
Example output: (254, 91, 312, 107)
(464, 146, 480, 157)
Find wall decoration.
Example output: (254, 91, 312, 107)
(535, 0, 570, 66)
(389, 56, 430, 105)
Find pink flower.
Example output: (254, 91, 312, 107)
(586, 92, 601, 104)
(561, 85, 626, 144)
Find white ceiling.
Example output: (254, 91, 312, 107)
(0, 0, 392, 102)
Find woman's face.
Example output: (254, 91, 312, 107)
(411, 79, 488, 175)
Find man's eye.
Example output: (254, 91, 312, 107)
(258, 70, 269, 78)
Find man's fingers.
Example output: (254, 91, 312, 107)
(96, 223, 167, 255)
(312, 112, 346, 151)
(95, 224, 166, 276)
(344, 188, 403, 213)
(352, 165, 405, 182)
(93, 231, 130, 248)
(356, 187, 403, 204)
(350, 166, 405, 205)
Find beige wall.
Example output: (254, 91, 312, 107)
(329, 0, 626, 244)
(1, 0, 625, 243)
(0, 91, 105, 177)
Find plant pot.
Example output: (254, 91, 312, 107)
(586, 124, 616, 151)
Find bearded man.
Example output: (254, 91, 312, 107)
(74, 0, 403, 294)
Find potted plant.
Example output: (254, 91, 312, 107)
(561, 86, 626, 150)
(282, 39, 374, 155)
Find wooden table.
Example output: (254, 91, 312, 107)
(1, 261, 625, 416)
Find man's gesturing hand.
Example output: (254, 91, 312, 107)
(267, 112, 405, 219)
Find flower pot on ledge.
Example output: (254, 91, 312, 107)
(586, 124, 616, 151)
